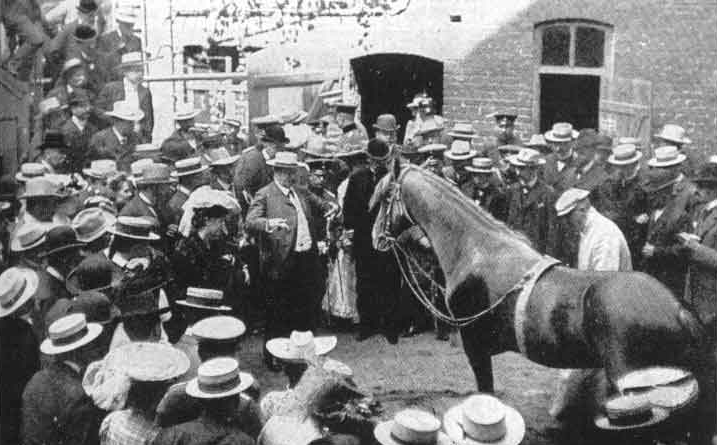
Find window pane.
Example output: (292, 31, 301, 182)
(575, 26, 605, 67)
(541, 25, 570, 66)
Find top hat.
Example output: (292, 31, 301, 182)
(373, 114, 400, 133)
(15, 163, 46, 182)
(444, 140, 478, 161)
(261, 125, 290, 144)
(447, 122, 477, 140)
(114, 342, 190, 382)
(10, 224, 47, 253)
(265, 330, 337, 362)
(366, 139, 392, 161)
(190, 315, 246, 343)
(544, 122, 579, 142)
(250, 114, 282, 128)
(83, 159, 118, 179)
(110, 216, 160, 241)
(507, 148, 546, 167)
(106, 101, 144, 121)
(655, 124, 691, 145)
(40, 225, 84, 257)
(0, 267, 39, 318)
(641, 169, 681, 194)
(204, 147, 240, 167)
(37, 131, 69, 152)
(608, 144, 642, 166)
(374, 409, 451, 445)
(66, 253, 123, 294)
(77, 0, 98, 14)
(443, 395, 526, 445)
(465, 157, 495, 174)
(177, 287, 231, 312)
(488, 111, 518, 125)
(136, 164, 176, 185)
(525, 134, 548, 149)
(40, 313, 103, 355)
(555, 188, 591, 217)
(172, 157, 209, 177)
(267, 151, 300, 168)
(73, 25, 97, 42)
(20, 177, 67, 200)
(647, 146, 686, 168)
(174, 103, 201, 121)
(117, 52, 146, 70)
(185, 357, 254, 399)
(72, 207, 116, 243)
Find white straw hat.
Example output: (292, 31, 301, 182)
(443, 394, 525, 445)
(40, 313, 103, 355)
(265, 330, 337, 362)
(185, 357, 254, 399)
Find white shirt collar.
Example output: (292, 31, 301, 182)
(139, 191, 153, 206)
(72, 115, 86, 131)
(274, 179, 292, 196)
(178, 185, 191, 196)
(262, 148, 272, 161)
(112, 127, 126, 144)
(46, 266, 65, 282)
(705, 200, 717, 213)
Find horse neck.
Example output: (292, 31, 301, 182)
(400, 168, 543, 297)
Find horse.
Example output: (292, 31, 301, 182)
(371, 163, 714, 440)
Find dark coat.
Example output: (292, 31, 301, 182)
(88, 127, 140, 171)
(599, 174, 649, 265)
(574, 163, 611, 211)
(97, 30, 142, 80)
(21, 362, 105, 445)
(95, 80, 154, 142)
(160, 130, 200, 163)
(342, 166, 383, 258)
(61, 117, 98, 172)
(30, 268, 71, 342)
(0, 317, 40, 445)
(166, 188, 190, 227)
(245, 182, 330, 279)
(685, 203, 717, 327)
(460, 180, 509, 222)
(62, 44, 109, 95)
(543, 153, 579, 193)
(234, 146, 273, 200)
(506, 179, 557, 255)
(151, 416, 255, 445)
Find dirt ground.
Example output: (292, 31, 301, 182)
(238, 329, 667, 444)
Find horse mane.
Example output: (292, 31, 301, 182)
(402, 165, 534, 249)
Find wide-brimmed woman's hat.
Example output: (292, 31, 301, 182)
(190, 315, 246, 343)
(544, 122, 579, 142)
(373, 114, 400, 133)
(267, 151, 301, 168)
(40, 313, 103, 355)
(465, 157, 495, 174)
(654, 124, 691, 145)
(204, 147, 240, 167)
(647, 146, 686, 168)
(109, 216, 160, 241)
(265, 330, 337, 362)
(594, 393, 669, 431)
(83, 159, 118, 179)
(443, 394, 526, 445)
(0, 267, 39, 318)
(375, 409, 452, 445)
(15, 163, 46, 182)
(174, 103, 201, 121)
(444, 140, 478, 161)
(608, 144, 642, 166)
(177, 287, 232, 312)
(507, 148, 546, 167)
(171, 157, 209, 177)
(66, 253, 123, 294)
(417, 143, 448, 154)
(447, 122, 477, 140)
(72, 207, 116, 243)
(186, 357, 254, 399)
(114, 341, 190, 382)
(10, 224, 48, 252)
(105, 101, 144, 121)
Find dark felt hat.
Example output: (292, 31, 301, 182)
(69, 291, 121, 325)
(261, 124, 290, 144)
(39, 225, 84, 257)
(66, 253, 123, 295)
(692, 159, 717, 186)
(77, 0, 98, 14)
(37, 131, 70, 152)
(366, 139, 391, 161)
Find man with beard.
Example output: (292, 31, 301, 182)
(61, 90, 97, 172)
(543, 123, 579, 193)
(343, 139, 400, 343)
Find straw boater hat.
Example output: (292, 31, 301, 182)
(109, 216, 160, 241)
(204, 147, 240, 167)
(130, 159, 154, 181)
(608, 144, 642, 166)
(654, 124, 691, 145)
(447, 122, 477, 140)
(174, 103, 201, 121)
(507, 148, 546, 167)
(374, 409, 452, 445)
(524, 134, 548, 150)
(136, 163, 176, 185)
(266, 330, 338, 362)
(15, 163, 46, 182)
(647, 146, 686, 168)
(40, 313, 103, 355)
(267, 151, 301, 168)
(190, 315, 246, 343)
(373, 114, 400, 133)
(117, 52, 146, 71)
(465, 157, 495, 174)
(443, 394, 526, 445)
(171, 157, 209, 178)
(20, 177, 67, 200)
(72, 207, 116, 243)
(177, 287, 232, 312)
(10, 224, 47, 253)
(83, 159, 118, 180)
(594, 393, 670, 431)
(555, 188, 590, 217)
(134, 143, 161, 161)
(115, 342, 190, 382)
(186, 357, 254, 399)
(0, 267, 39, 318)
(105, 101, 144, 121)
(544, 122, 579, 142)
(444, 140, 478, 161)
(417, 143, 448, 154)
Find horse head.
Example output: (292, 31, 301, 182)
(370, 159, 414, 252)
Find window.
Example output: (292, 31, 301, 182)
(537, 20, 611, 70)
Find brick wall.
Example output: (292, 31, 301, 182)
(442, 0, 717, 159)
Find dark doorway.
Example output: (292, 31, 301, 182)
(351, 53, 443, 141)
(539, 74, 600, 132)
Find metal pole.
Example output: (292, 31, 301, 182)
(142, 0, 149, 68)
(168, 0, 177, 110)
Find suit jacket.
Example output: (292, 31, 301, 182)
(685, 203, 717, 327)
(97, 30, 142, 80)
(506, 179, 557, 255)
(31, 268, 71, 342)
(88, 127, 140, 171)
(234, 146, 273, 199)
(96, 80, 154, 142)
(160, 130, 200, 163)
(21, 362, 105, 445)
(599, 174, 649, 265)
(246, 182, 330, 278)
(460, 181, 509, 222)
(61, 117, 98, 172)
(543, 153, 579, 193)
(166, 188, 190, 226)
(342, 166, 383, 258)
(0, 317, 40, 445)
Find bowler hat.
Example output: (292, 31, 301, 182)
(40, 225, 84, 257)
(77, 0, 98, 14)
(66, 254, 123, 294)
(262, 125, 290, 144)
(373, 114, 399, 133)
(655, 124, 691, 145)
(37, 131, 69, 152)
(73, 25, 97, 42)
(365, 139, 392, 161)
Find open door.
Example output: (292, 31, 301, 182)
(351, 53, 443, 141)
(599, 77, 653, 156)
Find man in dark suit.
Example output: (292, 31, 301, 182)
(63, 25, 112, 95)
(343, 139, 401, 343)
(160, 104, 203, 163)
(234, 124, 287, 210)
(120, 163, 177, 242)
(61, 89, 97, 172)
(97, 9, 143, 79)
(95, 52, 154, 142)
(543, 123, 579, 194)
(166, 157, 209, 227)
(45, 0, 98, 78)
(88, 100, 142, 171)
(245, 151, 335, 369)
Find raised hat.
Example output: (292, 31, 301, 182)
(373, 114, 400, 133)
(655, 124, 691, 145)
(69, 290, 121, 325)
(37, 131, 69, 152)
(265, 330, 337, 362)
(10, 224, 48, 252)
(174, 103, 201, 121)
(447, 122, 477, 140)
(366, 139, 392, 161)
(444, 140, 478, 161)
(177, 287, 231, 312)
(191, 315, 246, 342)
(72, 207, 116, 243)
(267, 151, 301, 168)
(544, 122, 579, 142)
(105, 101, 144, 121)
(647, 146, 686, 168)
(73, 25, 97, 42)
(66, 253, 122, 294)
(20, 177, 67, 200)
(172, 157, 209, 177)
(15, 163, 46, 182)
(417, 143, 448, 154)
(40, 225, 84, 257)
(186, 357, 254, 399)
(83, 159, 118, 179)
(116, 342, 190, 382)
(525, 134, 548, 148)
(110, 216, 160, 240)
(261, 124, 290, 144)
(444, 395, 525, 445)
(507, 148, 546, 167)
(40, 313, 103, 355)
(77, 0, 98, 13)
(0, 267, 39, 318)
(465, 157, 495, 174)
(555, 188, 590, 217)
(608, 144, 642, 165)
(136, 163, 176, 185)
(374, 409, 450, 445)
(204, 147, 240, 167)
